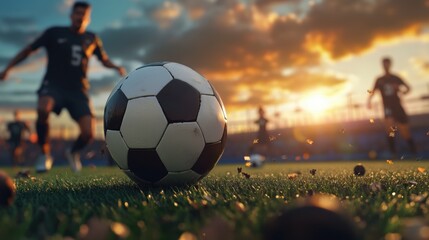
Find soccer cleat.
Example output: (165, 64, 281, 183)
(35, 154, 53, 173)
(65, 149, 82, 172)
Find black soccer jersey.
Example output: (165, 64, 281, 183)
(30, 26, 107, 91)
(373, 74, 405, 107)
(7, 121, 29, 143)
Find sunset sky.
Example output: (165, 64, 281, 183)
(1, 0, 429, 134)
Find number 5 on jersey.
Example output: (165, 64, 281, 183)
(71, 45, 82, 66)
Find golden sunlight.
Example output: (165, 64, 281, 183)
(301, 93, 331, 115)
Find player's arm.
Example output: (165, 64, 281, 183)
(1, 28, 49, 81)
(398, 77, 411, 95)
(101, 58, 126, 77)
(0, 46, 35, 81)
(93, 36, 126, 77)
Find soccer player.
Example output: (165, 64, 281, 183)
(367, 57, 416, 158)
(255, 106, 270, 145)
(6, 110, 31, 166)
(248, 106, 271, 157)
(0, 2, 126, 172)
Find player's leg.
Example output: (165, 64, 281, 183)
(36, 96, 54, 154)
(75, 115, 95, 152)
(66, 91, 94, 172)
(395, 106, 416, 154)
(35, 95, 55, 172)
(12, 145, 24, 166)
(9, 143, 18, 167)
(66, 115, 94, 172)
(397, 123, 417, 154)
(384, 117, 396, 156)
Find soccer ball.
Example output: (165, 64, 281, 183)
(104, 62, 227, 186)
(249, 154, 265, 168)
(353, 164, 365, 176)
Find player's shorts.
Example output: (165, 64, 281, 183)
(384, 105, 408, 124)
(38, 86, 93, 121)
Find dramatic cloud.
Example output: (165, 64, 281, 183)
(0, 29, 39, 47)
(137, 0, 429, 69)
(254, 0, 300, 9)
(126, 0, 429, 108)
(300, 0, 429, 59)
(100, 25, 164, 61)
(411, 57, 429, 75)
(0, 89, 35, 97)
(58, 0, 74, 13)
(0, 88, 36, 109)
(0, 56, 9, 66)
(151, 1, 183, 28)
(89, 75, 122, 96)
(3, 0, 429, 111)
(0, 17, 35, 28)
(213, 70, 347, 109)
(0, 100, 36, 110)
(0, 16, 38, 47)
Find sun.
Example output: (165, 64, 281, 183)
(301, 93, 331, 114)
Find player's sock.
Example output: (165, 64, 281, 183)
(387, 136, 396, 155)
(36, 121, 49, 146)
(71, 135, 91, 153)
(407, 139, 417, 154)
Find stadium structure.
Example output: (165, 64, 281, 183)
(0, 94, 428, 166)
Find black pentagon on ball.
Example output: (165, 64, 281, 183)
(353, 164, 366, 176)
(192, 142, 223, 176)
(192, 125, 227, 176)
(128, 149, 168, 182)
(123, 170, 151, 188)
(156, 79, 201, 122)
(104, 89, 128, 134)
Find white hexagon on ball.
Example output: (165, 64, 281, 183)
(120, 97, 168, 148)
(105, 130, 129, 169)
(157, 122, 205, 172)
(197, 95, 226, 143)
(121, 66, 173, 99)
(164, 62, 213, 95)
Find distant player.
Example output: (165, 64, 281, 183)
(367, 57, 416, 157)
(7, 110, 31, 166)
(0, 2, 126, 172)
(248, 106, 271, 159)
(255, 106, 270, 145)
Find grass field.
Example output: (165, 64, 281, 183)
(1, 160, 429, 240)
